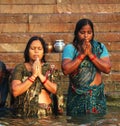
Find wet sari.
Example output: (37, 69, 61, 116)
(65, 41, 107, 116)
(10, 63, 62, 118)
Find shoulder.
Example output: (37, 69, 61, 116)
(64, 43, 75, 50)
(96, 41, 108, 51)
(63, 43, 76, 53)
(100, 43, 107, 48)
(94, 40, 106, 48)
(95, 41, 109, 57)
(14, 63, 25, 71)
(62, 43, 77, 60)
(15, 63, 24, 68)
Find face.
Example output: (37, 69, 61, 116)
(29, 40, 44, 61)
(78, 24, 93, 42)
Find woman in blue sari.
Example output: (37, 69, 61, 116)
(62, 19, 111, 116)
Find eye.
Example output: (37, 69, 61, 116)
(79, 31, 85, 34)
(38, 47, 42, 50)
(88, 31, 92, 34)
(30, 47, 34, 50)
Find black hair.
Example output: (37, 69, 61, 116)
(0, 61, 6, 72)
(24, 36, 46, 63)
(73, 18, 94, 50)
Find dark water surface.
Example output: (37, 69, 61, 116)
(0, 106, 120, 126)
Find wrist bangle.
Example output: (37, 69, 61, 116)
(42, 77, 48, 85)
(90, 55, 97, 61)
(77, 55, 84, 61)
(32, 75, 37, 79)
(28, 77, 35, 83)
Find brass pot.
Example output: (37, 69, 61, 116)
(46, 42, 53, 53)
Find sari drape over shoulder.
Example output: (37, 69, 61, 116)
(66, 41, 106, 116)
(10, 63, 63, 118)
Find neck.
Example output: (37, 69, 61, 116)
(29, 60, 34, 66)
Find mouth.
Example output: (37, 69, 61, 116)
(34, 55, 39, 59)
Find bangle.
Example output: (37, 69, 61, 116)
(28, 77, 35, 83)
(90, 55, 97, 61)
(42, 77, 48, 85)
(32, 75, 37, 79)
(77, 55, 84, 61)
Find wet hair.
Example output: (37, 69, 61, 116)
(24, 36, 46, 63)
(73, 18, 94, 50)
(0, 61, 6, 72)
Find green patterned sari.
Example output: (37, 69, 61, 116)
(10, 63, 62, 118)
(66, 41, 106, 116)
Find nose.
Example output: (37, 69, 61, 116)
(84, 33, 88, 38)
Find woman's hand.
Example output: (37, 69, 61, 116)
(32, 58, 42, 77)
(82, 39, 92, 56)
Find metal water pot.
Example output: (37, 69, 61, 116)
(54, 40, 65, 52)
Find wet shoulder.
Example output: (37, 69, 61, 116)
(64, 43, 75, 50)
(14, 63, 26, 71)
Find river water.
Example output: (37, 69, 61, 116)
(0, 106, 120, 126)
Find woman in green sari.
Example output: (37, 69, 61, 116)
(62, 19, 111, 116)
(10, 36, 62, 118)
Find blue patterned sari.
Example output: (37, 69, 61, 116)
(66, 41, 106, 116)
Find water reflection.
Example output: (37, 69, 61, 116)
(0, 106, 120, 126)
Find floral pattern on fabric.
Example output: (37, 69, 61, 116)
(66, 41, 106, 116)
(10, 63, 63, 118)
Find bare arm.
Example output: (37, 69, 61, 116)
(86, 41, 111, 74)
(11, 74, 57, 97)
(11, 58, 57, 97)
(62, 40, 111, 75)
(11, 75, 37, 97)
(62, 54, 85, 75)
(38, 74, 57, 94)
(89, 54, 111, 74)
